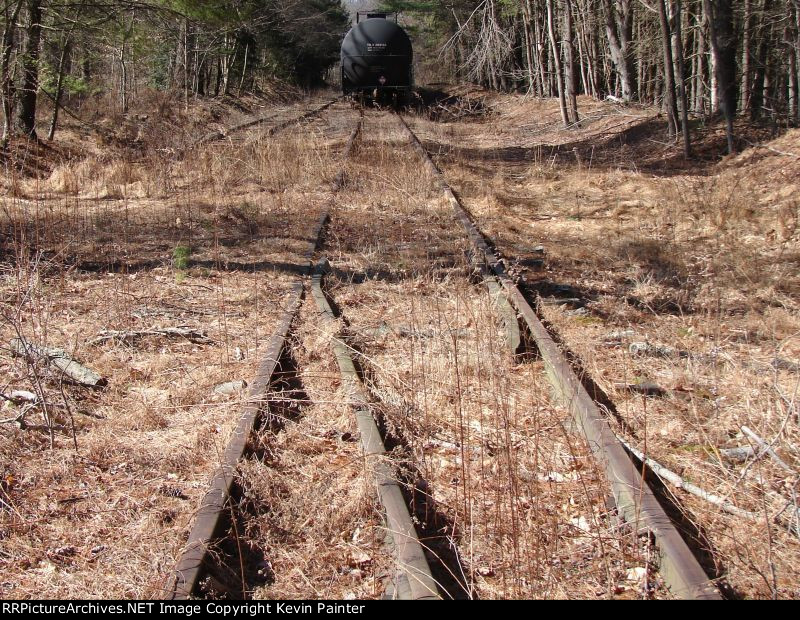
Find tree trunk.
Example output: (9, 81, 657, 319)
(546, 0, 569, 126)
(237, 43, 249, 96)
(704, 0, 737, 153)
(601, 0, 636, 101)
(222, 39, 237, 97)
(741, 0, 752, 114)
(48, 38, 71, 140)
(671, 0, 692, 157)
(172, 19, 184, 89)
(576, 25, 591, 98)
(746, 0, 772, 121)
(1, 0, 24, 145)
(183, 19, 189, 110)
(534, 4, 548, 96)
(637, 16, 645, 100)
(588, 8, 602, 97)
(693, 5, 707, 115)
(750, 0, 775, 120)
(795, 0, 800, 122)
(17, 0, 42, 138)
(521, 0, 536, 93)
(790, 1, 800, 122)
(563, 0, 579, 123)
(657, 0, 680, 138)
(120, 45, 128, 113)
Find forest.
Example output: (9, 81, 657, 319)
(380, 1, 800, 155)
(1, 1, 798, 153)
(1, 0, 348, 143)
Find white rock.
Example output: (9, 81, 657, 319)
(570, 516, 591, 533)
(213, 380, 248, 395)
(626, 567, 648, 583)
(10, 390, 37, 402)
(538, 471, 569, 483)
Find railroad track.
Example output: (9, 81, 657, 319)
(167, 108, 440, 600)
(164, 110, 361, 600)
(192, 98, 340, 148)
(164, 104, 723, 600)
(392, 112, 721, 600)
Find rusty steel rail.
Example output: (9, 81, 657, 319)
(395, 113, 721, 600)
(310, 258, 441, 601)
(193, 97, 340, 148)
(164, 117, 362, 600)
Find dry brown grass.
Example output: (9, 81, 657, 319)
(311, 112, 671, 599)
(4, 87, 797, 599)
(0, 98, 355, 598)
(407, 92, 800, 598)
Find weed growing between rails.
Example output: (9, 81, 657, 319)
(233, 303, 393, 600)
